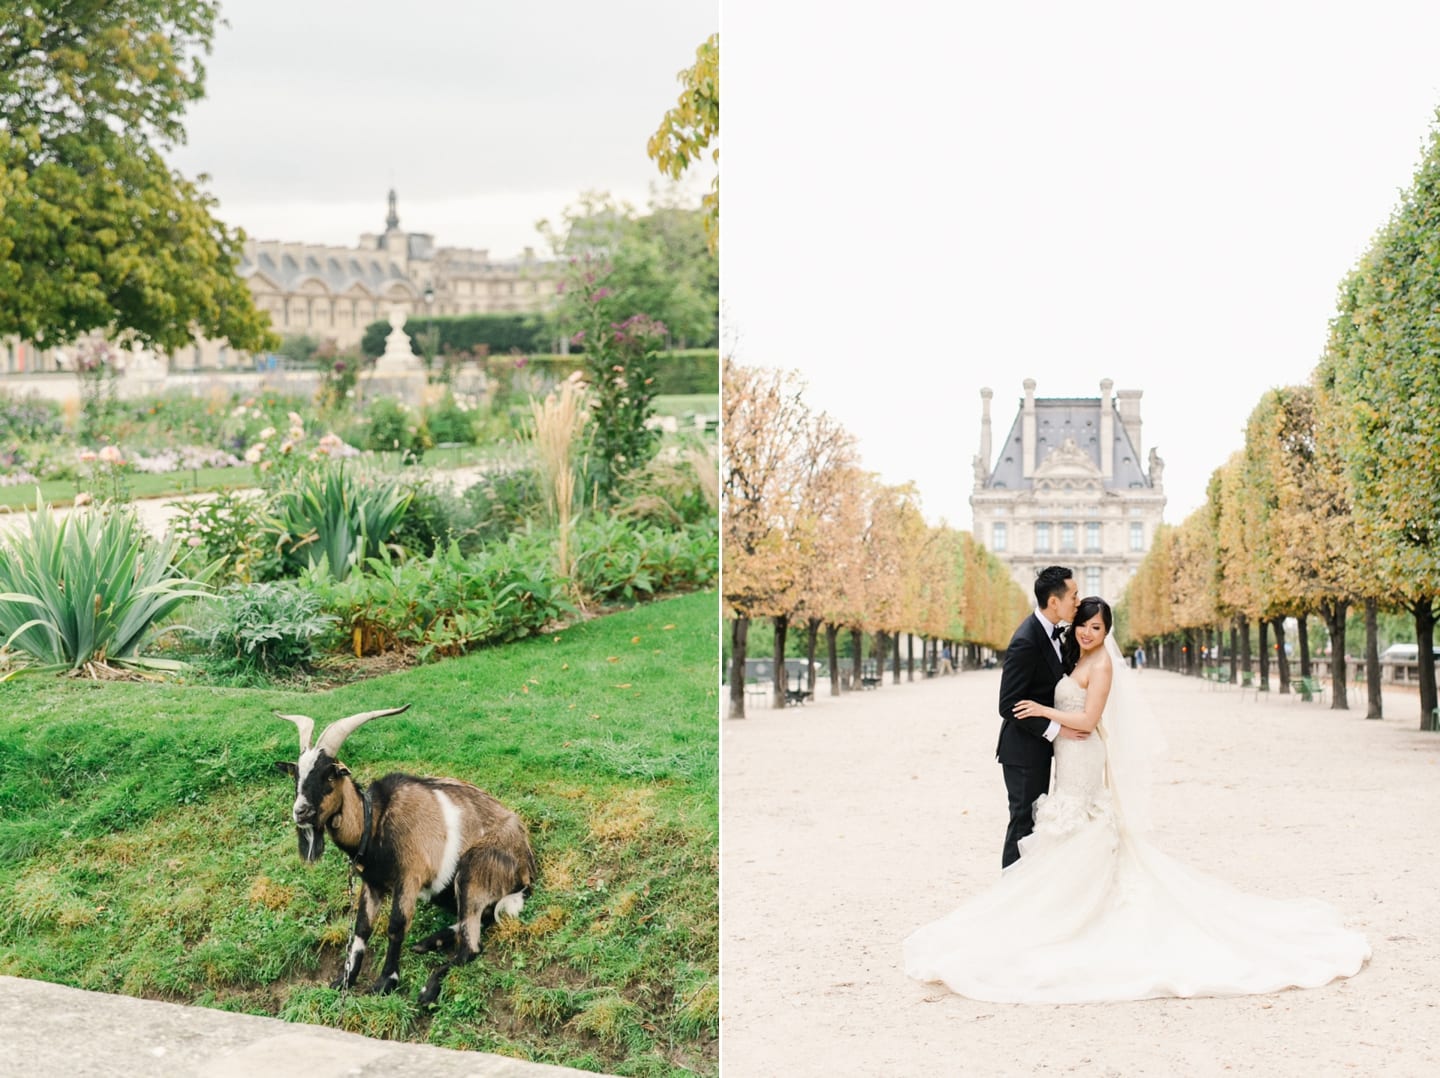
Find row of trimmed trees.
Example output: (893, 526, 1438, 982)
(722, 361, 1028, 718)
(1122, 112, 1440, 731)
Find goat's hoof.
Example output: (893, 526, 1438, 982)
(371, 975, 399, 995)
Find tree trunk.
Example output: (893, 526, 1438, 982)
(1298, 616, 1312, 678)
(874, 631, 886, 688)
(1274, 618, 1290, 694)
(1229, 623, 1239, 683)
(826, 624, 842, 697)
(772, 614, 789, 710)
(728, 616, 750, 720)
(1365, 598, 1382, 719)
(1186, 629, 1197, 676)
(1239, 614, 1252, 679)
(891, 632, 901, 684)
(851, 628, 863, 691)
(1323, 600, 1348, 711)
(1258, 619, 1270, 690)
(906, 634, 915, 682)
(806, 617, 821, 696)
(1414, 600, 1437, 731)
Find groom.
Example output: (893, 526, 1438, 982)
(995, 565, 1084, 869)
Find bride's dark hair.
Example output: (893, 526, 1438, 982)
(1062, 595, 1113, 670)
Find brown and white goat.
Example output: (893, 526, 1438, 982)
(273, 704, 535, 1005)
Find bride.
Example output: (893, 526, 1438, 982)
(903, 596, 1371, 1004)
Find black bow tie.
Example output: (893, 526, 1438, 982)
(1051, 624, 1065, 642)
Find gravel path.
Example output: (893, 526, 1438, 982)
(721, 668, 1440, 1076)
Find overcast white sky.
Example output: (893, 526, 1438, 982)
(172, 1, 716, 256)
(724, 1, 1440, 531)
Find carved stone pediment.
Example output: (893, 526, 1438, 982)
(1035, 437, 1100, 476)
(1033, 437, 1101, 492)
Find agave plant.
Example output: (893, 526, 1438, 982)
(0, 500, 214, 679)
(269, 463, 413, 581)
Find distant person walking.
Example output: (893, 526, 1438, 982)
(1134, 645, 1146, 673)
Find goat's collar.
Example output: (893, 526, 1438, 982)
(350, 782, 374, 867)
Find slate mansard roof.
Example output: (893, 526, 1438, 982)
(988, 396, 1151, 491)
(240, 247, 416, 297)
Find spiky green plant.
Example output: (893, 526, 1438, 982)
(269, 463, 413, 581)
(0, 500, 213, 679)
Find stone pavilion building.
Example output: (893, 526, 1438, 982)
(969, 378, 1167, 603)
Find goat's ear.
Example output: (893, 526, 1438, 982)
(334, 763, 351, 778)
(275, 761, 298, 778)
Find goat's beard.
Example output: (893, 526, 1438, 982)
(296, 824, 325, 862)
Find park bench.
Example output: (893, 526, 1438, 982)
(1293, 676, 1326, 704)
(860, 675, 881, 690)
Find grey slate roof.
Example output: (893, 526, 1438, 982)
(241, 248, 414, 296)
(988, 397, 1150, 490)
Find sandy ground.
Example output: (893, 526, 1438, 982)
(721, 668, 1440, 1077)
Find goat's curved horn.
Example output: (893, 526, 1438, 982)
(315, 705, 411, 758)
(275, 712, 316, 754)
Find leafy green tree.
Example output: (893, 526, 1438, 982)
(648, 32, 718, 252)
(0, 0, 275, 353)
(540, 191, 717, 349)
(1325, 116, 1440, 730)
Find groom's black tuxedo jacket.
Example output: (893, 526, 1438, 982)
(995, 613, 1069, 770)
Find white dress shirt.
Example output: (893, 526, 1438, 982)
(1033, 608, 1064, 742)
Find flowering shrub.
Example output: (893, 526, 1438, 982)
(128, 446, 245, 474)
(75, 444, 133, 503)
(169, 489, 283, 584)
(360, 397, 431, 462)
(562, 257, 667, 501)
(424, 390, 476, 445)
(243, 411, 360, 489)
(0, 445, 41, 488)
(0, 394, 63, 442)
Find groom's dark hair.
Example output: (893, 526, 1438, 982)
(1034, 565, 1073, 608)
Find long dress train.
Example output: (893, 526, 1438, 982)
(903, 675, 1371, 1004)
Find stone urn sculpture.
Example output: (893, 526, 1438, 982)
(374, 309, 423, 375)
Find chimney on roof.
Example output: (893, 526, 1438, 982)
(1022, 378, 1037, 478)
(1099, 378, 1114, 480)
(1116, 389, 1143, 459)
(978, 387, 994, 476)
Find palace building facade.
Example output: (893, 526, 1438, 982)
(969, 379, 1167, 603)
(1, 191, 559, 373)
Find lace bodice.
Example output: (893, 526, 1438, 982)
(1052, 676, 1106, 801)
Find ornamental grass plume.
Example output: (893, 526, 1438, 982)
(688, 444, 719, 513)
(527, 374, 591, 585)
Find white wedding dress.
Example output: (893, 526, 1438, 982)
(903, 674, 1371, 1003)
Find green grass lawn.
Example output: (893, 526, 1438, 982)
(0, 590, 719, 1076)
(651, 395, 716, 418)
